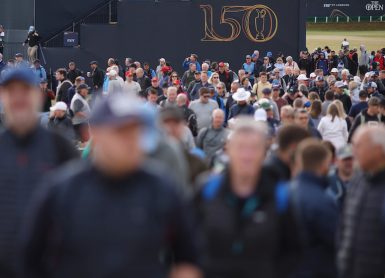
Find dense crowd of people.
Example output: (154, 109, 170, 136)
(0, 41, 384, 278)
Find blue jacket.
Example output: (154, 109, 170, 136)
(0, 60, 5, 74)
(182, 60, 201, 72)
(242, 62, 255, 80)
(316, 59, 329, 76)
(291, 171, 338, 278)
(190, 82, 214, 100)
(32, 66, 47, 82)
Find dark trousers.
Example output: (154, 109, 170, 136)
(73, 123, 90, 142)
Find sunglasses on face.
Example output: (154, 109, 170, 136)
(216, 86, 223, 89)
(213, 76, 219, 79)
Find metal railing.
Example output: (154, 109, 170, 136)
(44, 0, 118, 48)
(2, 42, 28, 61)
(307, 15, 385, 23)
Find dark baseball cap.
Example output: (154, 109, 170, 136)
(77, 84, 90, 91)
(14, 53, 23, 58)
(262, 88, 272, 95)
(0, 68, 39, 87)
(89, 60, 98, 65)
(89, 95, 155, 127)
(288, 86, 298, 94)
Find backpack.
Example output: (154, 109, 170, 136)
(187, 110, 198, 136)
(201, 174, 289, 214)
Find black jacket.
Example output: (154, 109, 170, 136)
(338, 170, 385, 278)
(24, 31, 40, 47)
(47, 116, 76, 142)
(264, 154, 291, 182)
(195, 169, 300, 278)
(0, 126, 78, 277)
(335, 92, 352, 114)
(56, 80, 72, 102)
(181, 105, 198, 136)
(21, 161, 200, 278)
(92, 67, 105, 89)
(67, 69, 82, 84)
(218, 70, 234, 91)
(137, 76, 151, 93)
(348, 108, 383, 142)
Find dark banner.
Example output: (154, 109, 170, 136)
(307, 0, 385, 16)
(42, 0, 306, 74)
(35, 0, 109, 40)
(115, 0, 305, 70)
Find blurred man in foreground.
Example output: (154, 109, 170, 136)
(291, 139, 337, 278)
(338, 125, 385, 278)
(196, 117, 299, 278)
(0, 68, 77, 277)
(21, 95, 202, 278)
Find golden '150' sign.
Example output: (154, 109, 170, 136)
(200, 4, 278, 42)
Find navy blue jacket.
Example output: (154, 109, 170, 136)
(21, 161, 200, 278)
(0, 126, 78, 277)
(228, 104, 254, 119)
(291, 172, 338, 278)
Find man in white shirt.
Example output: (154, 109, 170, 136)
(123, 71, 141, 96)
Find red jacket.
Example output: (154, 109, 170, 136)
(373, 55, 385, 70)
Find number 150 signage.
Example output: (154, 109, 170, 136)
(200, 4, 278, 43)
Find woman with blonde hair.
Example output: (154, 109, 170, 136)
(318, 103, 348, 149)
(309, 99, 323, 128)
(333, 99, 352, 130)
(208, 72, 220, 86)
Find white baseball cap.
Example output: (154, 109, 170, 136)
(254, 108, 267, 122)
(353, 76, 361, 83)
(50, 101, 67, 112)
(310, 72, 316, 78)
(107, 69, 118, 76)
(331, 68, 338, 73)
(297, 74, 309, 81)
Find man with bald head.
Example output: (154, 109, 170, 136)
(196, 109, 228, 164)
(338, 125, 385, 278)
(177, 93, 198, 136)
(136, 67, 151, 96)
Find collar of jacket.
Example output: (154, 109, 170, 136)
(296, 171, 329, 189)
(365, 168, 385, 184)
(5, 124, 41, 147)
